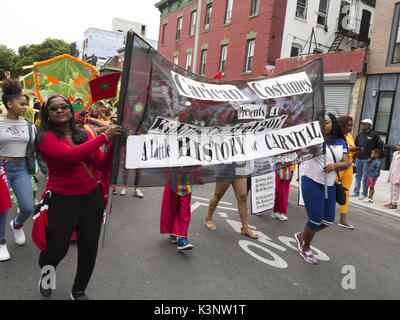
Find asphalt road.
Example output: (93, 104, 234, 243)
(1, 174, 400, 300)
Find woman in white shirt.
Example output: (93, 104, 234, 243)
(0, 79, 33, 261)
(294, 113, 349, 265)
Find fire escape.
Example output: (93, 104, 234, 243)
(328, 3, 373, 52)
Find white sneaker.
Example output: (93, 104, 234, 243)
(0, 243, 11, 261)
(363, 197, 374, 203)
(9, 220, 26, 246)
(270, 212, 279, 219)
(358, 195, 366, 200)
(278, 214, 288, 221)
(120, 188, 126, 196)
(134, 189, 144, 198)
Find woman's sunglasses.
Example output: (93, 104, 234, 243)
(48, 104, 69, 112)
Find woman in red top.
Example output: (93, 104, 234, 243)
(36, 95, 122, 300)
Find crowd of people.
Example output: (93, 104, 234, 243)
(0, 77, 399, 299)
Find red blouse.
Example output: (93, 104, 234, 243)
(38, 130, 111, 196)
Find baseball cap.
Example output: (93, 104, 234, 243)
(361, 119, 373, 126)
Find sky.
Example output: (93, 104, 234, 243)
(0, 0, 161, 52)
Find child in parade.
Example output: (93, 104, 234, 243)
(271, 165, 296, 221)
(363, 149, 381, 203)
(160, 168, 193, 250)
(384, 141, 400, 210)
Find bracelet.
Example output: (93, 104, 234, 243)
(102, 132, 110, 142)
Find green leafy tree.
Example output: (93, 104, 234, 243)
(12, 38, 71, 76)
(0, 45, 16, 80)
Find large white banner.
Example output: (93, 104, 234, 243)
(125, 119, 323, 169)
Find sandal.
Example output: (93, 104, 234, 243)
(205, 219, 217, 230)
(383, 203, 397, 209)
(240, 228, 259, 239)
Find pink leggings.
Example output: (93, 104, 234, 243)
(160, 186, 191, 237)
(273, 175, 291, 214)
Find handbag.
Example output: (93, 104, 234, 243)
(80, 161, 109, 207)
(326, 143, 348, 205)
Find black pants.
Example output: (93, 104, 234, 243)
(39, 187, 104, 292)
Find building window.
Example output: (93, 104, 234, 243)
(290, 44, 302, 57)
(186, 52, 192, 71)
(244, 39, 255, 73)
(225, 0, 233, 24)
(317, 0, 329, 26)
(161, 23, 167, 45)
(219, 45, 228, 74)
(173, 55, 179, 65)
(200, 49, 207, 75)
(295, 0, 307, 19)
(176, 17, 182, 40)
(375, 92, 394, 134)
(389, 3, 400, 64)
(250, 0, 259, 16)
(204, 3, 212, 30)
(189, 11, 197, 36)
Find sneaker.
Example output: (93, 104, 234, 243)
(358, 195, 367, 200)
(0, 242, 11, 262)
(134, 188, 144, 198)
(270, 212, 279, 219)
(299, 249, 318, 265)
(349, 193, 358, 198)
(38, 269, 53, 298)
(112, 187, 118, 195)
(337, 222, 355, 230)
(9, 220, 25, 246)
(278, 213, 288, 221)
(70, 291, 90, 300)
(170, 235, 179, 244)
(363, 197, 374, 203)
(120, 188, 126, 196)
(176, 237, 193, 250)
(294, 232, 304, 252)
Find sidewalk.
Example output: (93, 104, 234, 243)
(292, 170, 400, 220)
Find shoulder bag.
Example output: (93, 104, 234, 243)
(326, 143, 348, 205)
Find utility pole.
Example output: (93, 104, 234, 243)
(192, 0, 202, 74)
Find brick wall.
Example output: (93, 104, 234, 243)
(269, 48, 366, 75)
(157, 0, 287, 80)
(367, 0, 400, 74)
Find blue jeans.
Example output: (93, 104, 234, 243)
(0, 210, 8, 239)
(353, 158, 368, 198)
(3, 160, 33, 225)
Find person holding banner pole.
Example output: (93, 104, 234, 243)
(35, 94, 122, 299)
(205, 164, 259, 239)
(294, 114, 349, 264)
(271, 165, 296, 221)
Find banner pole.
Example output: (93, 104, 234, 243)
(102, 186, 113, 248)
(192, 0, 202, 74)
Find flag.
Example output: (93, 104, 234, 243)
(212, 71, 222, 79)
(89, 72, 121, 101)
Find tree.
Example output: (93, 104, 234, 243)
(0, 45, 16, 80)
(12, 38, 71, 76)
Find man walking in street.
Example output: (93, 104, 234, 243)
(351, 119, 383, 200)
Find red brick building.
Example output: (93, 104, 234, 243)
(155, 0, 287, 80)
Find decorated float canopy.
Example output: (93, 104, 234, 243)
(33, 54, 98, 106)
